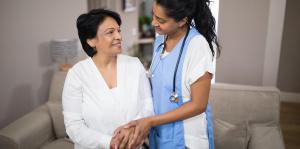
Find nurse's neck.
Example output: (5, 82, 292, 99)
(164, 25, 188, 52)
(166, 25, 188, 41)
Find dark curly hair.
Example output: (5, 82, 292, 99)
(76, 9, 121, 57)
(155, 0, 220, 57)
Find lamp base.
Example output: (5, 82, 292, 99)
(59, 64, 72, 71)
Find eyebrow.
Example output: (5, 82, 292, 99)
(152, 11, 168, 22)
(103, 27, 120, 32)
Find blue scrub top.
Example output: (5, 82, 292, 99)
(149, 27, 215, 149)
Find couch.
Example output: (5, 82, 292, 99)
(0, 71, 285, 149)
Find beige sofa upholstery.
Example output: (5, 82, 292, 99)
(0, 71, 285, 149)
(0, 71, 73, 149)
(210, 83, 285, 149)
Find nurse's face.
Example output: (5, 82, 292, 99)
(151, 2, 182, 35)
(88, 17, 122, 56)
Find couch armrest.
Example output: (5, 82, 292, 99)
(0, 105, 55, 149)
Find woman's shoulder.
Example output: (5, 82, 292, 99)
(68, 57, 92, 76)
(118, 54, 140, 65)
(118, 54, 145, 72)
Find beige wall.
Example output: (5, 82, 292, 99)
(277, 0, 300, 92)
(216, 0, 286, 87)
(0, 0, 87, 128)
(216, 0, 270, 85)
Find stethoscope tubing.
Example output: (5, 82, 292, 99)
(148, 28, 190, 103)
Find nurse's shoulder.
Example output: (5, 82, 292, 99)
(187, 34, 213, 60)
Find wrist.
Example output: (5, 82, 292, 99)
(147, 116, 155, 128)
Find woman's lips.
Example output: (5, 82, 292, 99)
(112, 43, 121, 48)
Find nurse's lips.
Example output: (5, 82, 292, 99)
(155, 27, 161, 32)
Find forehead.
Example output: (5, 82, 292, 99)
(152, 2, 169, 19)
(98, 17, 120, 31)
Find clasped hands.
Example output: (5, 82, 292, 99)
(110, 117, 152, 149)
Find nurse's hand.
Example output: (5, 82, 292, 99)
(126, 118, 152, 149)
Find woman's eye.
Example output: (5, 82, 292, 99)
(107, 31, 113, 34)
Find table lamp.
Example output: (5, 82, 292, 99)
(50, 39, 78, 71)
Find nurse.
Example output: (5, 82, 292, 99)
(116, 0, 221, 148)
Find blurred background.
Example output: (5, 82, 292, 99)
(0, 0, 299, 148)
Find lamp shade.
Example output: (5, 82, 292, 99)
(50, 39, 78, 64)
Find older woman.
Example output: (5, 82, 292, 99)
(62, 9, 153, 149)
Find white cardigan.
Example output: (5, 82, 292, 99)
(62, 55, 154, 149)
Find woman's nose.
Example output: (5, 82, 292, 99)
(115, 31, 122, 40)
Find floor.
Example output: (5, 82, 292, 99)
(280, 102, 300, 149)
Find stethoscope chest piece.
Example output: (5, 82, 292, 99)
(169, 92, 179, 103)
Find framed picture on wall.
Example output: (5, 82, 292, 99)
(123, 0, 136, 12)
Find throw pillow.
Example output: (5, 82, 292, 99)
(214, 119, 250, 149)
(248, 125, 285, 149)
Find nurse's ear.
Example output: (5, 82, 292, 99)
(177, 17, 188, 28)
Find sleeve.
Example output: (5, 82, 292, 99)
(62, 68, 112, 149)
(185, 35, 214, 86)
(135, 59, 154, 119)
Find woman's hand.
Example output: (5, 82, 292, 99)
(111, 127, 135, 149)
(126, 117, 152, 149)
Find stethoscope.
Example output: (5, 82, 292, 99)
(146, 28, 190, 103)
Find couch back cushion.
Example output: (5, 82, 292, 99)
(47, 103, 66, 138)
(209, 83, 280, 125)
(47, 71, 68, 138)
(48, 71, 68, 103)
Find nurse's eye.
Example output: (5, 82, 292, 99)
(157, 19, 166, 24)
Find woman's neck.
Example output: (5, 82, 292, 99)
(92, 52, 117, 69)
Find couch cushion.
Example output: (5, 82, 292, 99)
(47, 103, 66, 138)
(40, 138, 73, 149)
(248, 125, 285, 149)
(210, 83, 280, 125)
(214, 119, 250, 149)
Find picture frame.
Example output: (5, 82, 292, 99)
(123, 0, 136, 12)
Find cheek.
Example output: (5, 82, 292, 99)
(160, 24, 174, 32)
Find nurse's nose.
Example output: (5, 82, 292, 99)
(151, 18, 159, 27)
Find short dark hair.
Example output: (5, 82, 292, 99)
(76, 9, 122, 57)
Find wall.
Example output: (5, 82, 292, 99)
(216, 0, 286, 87)
(115, 0, 139, 53)
(0, 0, 87, 128)
(277, 0, 300, 92)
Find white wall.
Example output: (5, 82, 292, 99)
(216, 0, 286, 86)
(0, 0, 87, 128)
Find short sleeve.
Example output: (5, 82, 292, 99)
(184, 35, 214, 86)
(181, 35, 214, 101)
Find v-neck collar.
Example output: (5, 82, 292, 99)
(88, 55, 120, 91)
(160, 34, 185, 60)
